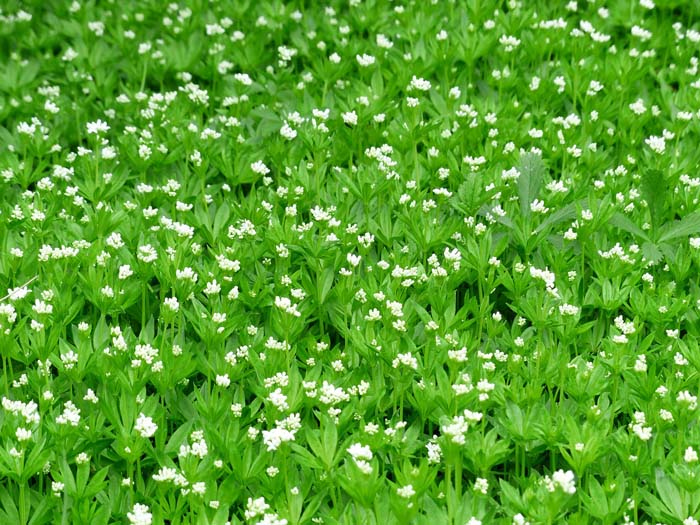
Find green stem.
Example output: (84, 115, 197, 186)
(455, 456, 462, 520)
(19, 481, 27, 525)
(141, 282, 147, 331)
(136, 457, 142, 492)
(446, 463, 454, 525)
(2, 351, 9, 394)
(632, 476, 638, 525)
(140, 58, 149, 92)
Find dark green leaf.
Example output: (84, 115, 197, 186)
(640, 169, 666, 233)
(655, 469, 683, 519)
(608, 212, 650, 242)
(534, 201, 580, 235)
(658, 212, 700, 243)
(642, 241, 663, 264)
(518, 153, 544, 218)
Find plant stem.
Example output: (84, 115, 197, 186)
(455, 455, 462, 521)
(19, 481, 27, 525)
(446, 463, 454, 525)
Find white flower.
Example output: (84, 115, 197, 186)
(134, 413, 158, 438)
(552, 469, 576, 494)
(118, 265, 133, 280)
(559, 303, 580, 316)
(280, 122, 297, 140)
(631, 25, 652, 41)
(342, 111, 358, 126)
(86, 119, 110, 135)
(163, 297, 179, 312)
(234, 73, 253, 85)
(262, 427, 296, 451)
(408, 76, 431, 91)
(442, 415, 469, 445)
(426, 441, 442, 464)
(127, 503, 153, 525)
(56, 401, 81, 426)
(530, 199, 549, 214)
(677, 390, 698, 410)
(499, 34, 521, 51)
(474, 477, 489, 494)
(645, 135, 666, 154)
(356, 53, 376, 66)
(347, 443, 372, 461)
(631, 422, 652, 441)
(376, 34, 393, 48)
(245, 497, 270, 520)
(512, 514, 530, 525)
(629, 99, 647, 115)
(32, 299, 53, 314)
(397, 484, 415, 498)
(267, 388, 289, 410)
(392, 352, 418, 370)
(251, 160, 270, 175)
(16, 427, 32, 441)
(137, 245, 158, 263)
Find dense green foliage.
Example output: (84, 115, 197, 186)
(2, 0, 700, 524)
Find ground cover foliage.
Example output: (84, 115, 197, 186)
(2, 0, 700, 523)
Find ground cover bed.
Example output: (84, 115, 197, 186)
(2, 0, 700, 524)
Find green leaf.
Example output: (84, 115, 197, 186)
(518, 153, 544, 218)
(18, 61, 40, 87)
(322, 418, 338, 467)
(505, 402, 525, 438)
(451, 176, 484, 216)
(587, 477, 609, 517)
(609, 472, 627, 513)
(318, 266, 335, 305)
(92, 315, 109, 352)
(213, 203, 231, 241)
(429, 89, 447, 115)
(498, 479, 524, 512)
(22, 438, 51, 482)
(608, 212, 650, 242)
(27, 495, 52, 525)
(640, 169, 666, 233)
(642, 241, 663, 264)
(642, 490, 674, 522)
(306, 430, 326, 467)
(0, 489, 19, 524)
(534, 201, 580, 235)
(290, 444, 322, 470)
(655, 468, 684, 519)
(60, 457, 77, 496)
(76, 461, 90, 495)
(211, 507, 231, 525)
(83, 466, 109, 499)
(299, 492, 327, 523)
(371, 69, 384, 97)
(658, 211, 700, 243)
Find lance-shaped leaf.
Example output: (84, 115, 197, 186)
(658, 211, 700, 243)
(518, 152, 545, 218)
(640, 169, 666, 235)
(609, 212, 650, 243)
